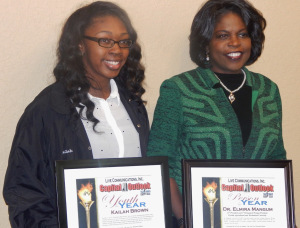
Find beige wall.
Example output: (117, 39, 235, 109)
(0, 0, 299, 226)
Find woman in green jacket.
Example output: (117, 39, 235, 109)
(147, 0, 286, 227)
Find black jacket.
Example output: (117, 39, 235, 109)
(3, 82, 149, 227)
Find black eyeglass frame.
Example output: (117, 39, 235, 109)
(83, 36, 133, 48)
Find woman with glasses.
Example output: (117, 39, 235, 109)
(3, 1, 148, 227)
(147, 0, 286, 227)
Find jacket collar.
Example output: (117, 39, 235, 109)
(49, 80, 134, 115)
(196, 66, 254, 89)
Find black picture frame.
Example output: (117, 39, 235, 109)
(182, 159, 296, 228)
(56, 156, 172, 228)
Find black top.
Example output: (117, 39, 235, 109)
(214, 72, 252, 146)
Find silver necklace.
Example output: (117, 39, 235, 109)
(214, 69, 246, 104)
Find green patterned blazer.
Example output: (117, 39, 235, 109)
(147, 67, 286, 192)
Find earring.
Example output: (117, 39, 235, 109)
(79, 44, 85, 56)
(206, 53, 210, 61)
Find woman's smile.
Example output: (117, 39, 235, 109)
(103, 60, 123, 70)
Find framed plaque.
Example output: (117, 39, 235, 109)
(182, 159, 295, 228)
(56, 157, 172, 228)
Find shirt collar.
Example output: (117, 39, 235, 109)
(109, 79, 120, 104)
(88, 79, 120, 106)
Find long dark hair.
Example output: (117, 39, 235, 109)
(53, 1, 145, 129)
(190, 0, 266, 68)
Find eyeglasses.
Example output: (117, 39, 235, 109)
(84, 36, 133, 48)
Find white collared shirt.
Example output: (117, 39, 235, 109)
(79, 79, 141, 158)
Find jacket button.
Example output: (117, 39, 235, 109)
(137, 124, 141, 128)
(88, 146, 92, 150)
(129, 99, 132, 102)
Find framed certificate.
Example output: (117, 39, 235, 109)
(56, 157, 172, 228)
(182, 159, 295, 228)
